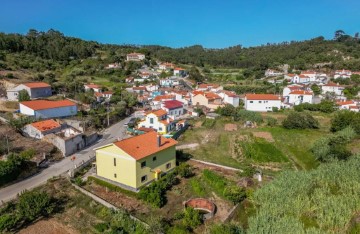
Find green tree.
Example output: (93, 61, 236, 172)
(330, 110, 360, 134)
(311, 84, 321, 95)
(189, 66, 205, 83)
(17, 190, 54, 221)
(18, 90, 30, 102)
(223, 186, 246, 204)
(351, 74, 360, 85)
(182, 207, 202, 230)
(282, 112, 319, 129)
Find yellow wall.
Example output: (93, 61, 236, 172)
(96, 144, 176, 190)
(96, 145, 137, 188)
(135, 145, 176, 188)
(192, 94, 208, 106)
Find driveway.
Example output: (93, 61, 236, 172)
(0, 116, 132, 203)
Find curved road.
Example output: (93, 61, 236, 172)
(0, 116, 132, 203)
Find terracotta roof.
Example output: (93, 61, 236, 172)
(127, 53, 144, 56)
(24, 82, 51, 88)
(289, 90, 313, 95)
(222, 90, 239, 98)
(163, 100, 183, 109)
(350, 106, 359, 109)
(154, 95, 175, 101)
(245, 94, 281, 101)
(148, 109, 167, 117)
(20, 100, 76, 111)
(113, 131, 177, 160)
(192, 91, 205, 96)
(137, 127, 156, 132)
(174, 67, 185, 70)
(299, 75, 309, 78)
(31, 119, 60, 132)
(286, 74, 296, 77)
(94, 92, 103, 97)
(336, 101, 355, 106)
(103, 91, 113, 95)
(85, 84, 100, 89)
(204, 92, 221, 100)
(133, 86, 146, 90)
(198, 83, 219, 89)
(324, 83, 342, 87)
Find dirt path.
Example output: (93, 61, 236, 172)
(19, 219, 79, 234)
(176, 143, 199, 150)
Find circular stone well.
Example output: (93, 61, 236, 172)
(184, 198, 216, 219)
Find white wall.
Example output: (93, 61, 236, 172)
(245, 99, 281, 112)
(19, 104, 35, 116)
(288, 94, 313, 105)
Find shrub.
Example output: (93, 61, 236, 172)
(0, 214, 17, 232)
(18, 89, 30, 102)
(330, 110, 360, 134)
(17, 190, 54, 222)
(234, 110, 263, 123)
(266, 116, 277, 126)
(74, 177, 84, 186)
(294, 100, 336, 113)
(208, 224, 245, 234)
(217, 104, 236, 116)
(239, 163, 256, 177)
(223, 186, 247, 204)
(93, 222, 109, 232)
(182, 207, 202, 230)
(282, 112, 319, 129)
(175, 163, 194, 178)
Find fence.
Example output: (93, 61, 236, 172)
(68, 155, 96, 178)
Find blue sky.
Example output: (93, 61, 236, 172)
(0, 0, 359, 48)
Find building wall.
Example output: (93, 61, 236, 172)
(19, 104, 35, 116)
(322, 86, 343, 96)
(135, 146, 176, 189)
(245, 99, 281, 112)
(22, 124, 61, 139)
(44, 133, 84, 157)
(192, 95, 208, 107)
(96, 145, 137, 188)
(288, 94, 313, 105)
(29, 87, 52, 99)
(138, 113, 168, 134)
(34, 106, 78, 119)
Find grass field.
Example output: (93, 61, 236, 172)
(179, 113, 332, 171)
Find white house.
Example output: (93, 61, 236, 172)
(106, 63, 120, 69)
(218, 91, 240, 107)
(160, 77, 180, 87)
(336, 101, 357, 110)
(287, 90, 313, 105)
(126, 53, 145, 61)
(282, 84, 305, 96)
(265, 69, 283, 77)
(161, 100, 184, 119)
(244, 94, 281, 112)
(292, 75, 311, 84)
(84, 84, 102, 93)
(321, 83, 344, 96)
(137, 109, 176, 134)
(19, 100, 78, 119)
(152, 95, 176, 109)
(300, 71, 317, 82)
(159, 62, 175, 71)
(7, 82, 52, 101)
(22, 119, 61, 139)
(334, 69, 352, 79)
(94, 91, 113, 102)
(173, 68, 186, 77)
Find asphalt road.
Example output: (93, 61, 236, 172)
(0, 116, 132, 203)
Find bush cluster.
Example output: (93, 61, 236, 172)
(330, 110, 360, 134)
(294, 100, 337, 113)
(282, 112, 319, 129)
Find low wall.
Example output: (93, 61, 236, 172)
(184, 198, 216, 219)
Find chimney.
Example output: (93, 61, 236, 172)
(157, 135, 161, 147)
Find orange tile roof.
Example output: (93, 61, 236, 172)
(31, 119, 60, 132)
(148, 109, 167, 117)
(289, 90, 313, 95)
(192, 91, 205, 96)
(24, 82, 51, 88)
(336, 101, 355, 106)
(113, 131, 177, 160)
(204, 92, 221, 100)
(154, 95, 175, 101)
(20, 100, 76, 110)
(350, 106, 359, 109)
(245, 94, 281, 101)
(85, 84, 100, 89)
(222, 90, 239, 97)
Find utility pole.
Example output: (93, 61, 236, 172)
(107, 102, 110, 127)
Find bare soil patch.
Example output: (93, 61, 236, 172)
(19, 218, 79, 234)
(224, 123, 237, 131)
(188, 160, 239, 181)
(252, 131, 274, 142)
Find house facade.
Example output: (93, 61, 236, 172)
(287, 90, 313, 105)
(173, 68, 186, 77)
(138, 109, 175, 134)
(126, 53, 145, 61)
(7, 82, 52, 101)
(95, 132, 177, 191)
(22, 119, 61, 139)
(218, 91, 240, 107)
(322, 83, 344, 96)
(84, 84, 102, 93)
(19, 100, 77, 119)
(161, 100, 184, 119)
(192, 92, 223, 110)
(265, 69, 283, 77)
(244, 94, 281, 112)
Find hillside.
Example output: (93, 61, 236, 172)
(1, 29, 360, 83)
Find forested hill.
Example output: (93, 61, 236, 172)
(1, 29, 360, 72)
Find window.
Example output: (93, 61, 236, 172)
(250, 101, 253, 103)
(114, 173, 117, 178)
(141, 175, 147, 183)
(113, 158, 116, 166)
(150, 118, 154, 124)
(153, 156, 157, 161)
(159, 127, 163, 131)
(166, 163, 171, 169)
(259, 101, 262, 103)
(141, 161, 146, 168)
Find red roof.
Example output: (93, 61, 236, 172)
(133, 86, 146, 90)
(204, 92, 221, 100)
(174, 67, 185, 71)
(222, 90, 239, 98)
(154, 95, 175, 101)
(163, 100, 183, 109)
(148, 109, 167, 117)
(24, 82, 51, 89)
(289, 90, 313, 95)
(20, 100, 76, 111)
(350, 106, 359, 109)
(31, 119, 60, 132)
(85, 84, 100, 89)
(324, 83, 342, 87)
(336, 101, 355, 106)
(113, 131, 177, 160)
(245, 94, 281, 101)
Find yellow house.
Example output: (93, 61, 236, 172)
(137, 109, 175, 135)
(191, 91, 224, 110)
(94, 131, 177, 191)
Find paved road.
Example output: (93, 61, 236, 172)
(0, 116, 132, 203)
